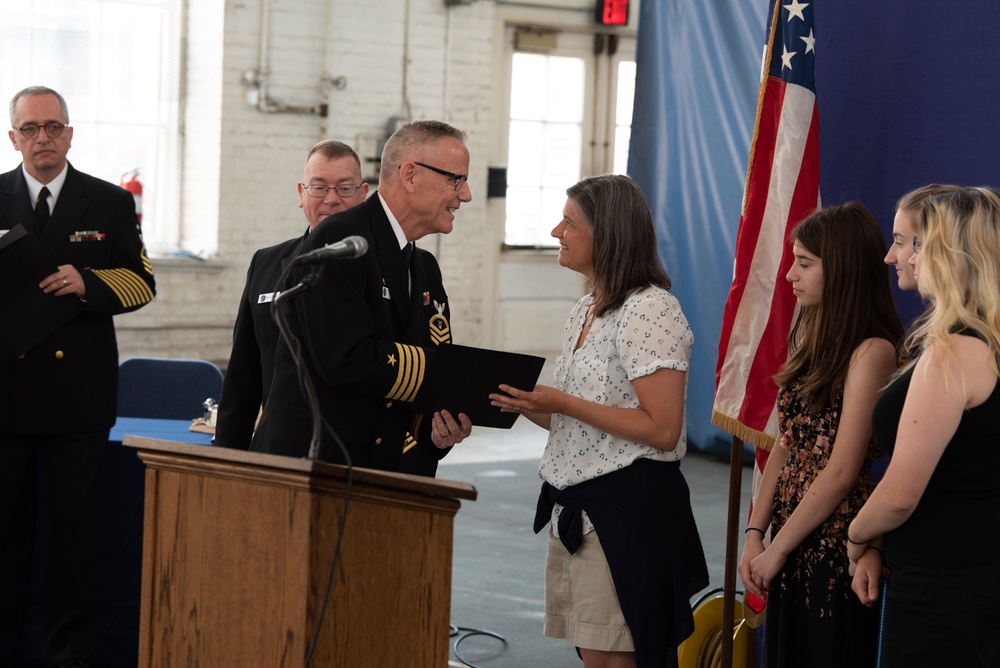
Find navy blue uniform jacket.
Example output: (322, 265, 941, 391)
(215, 232, 307, 449)
(0, 163, 156, 434)
(250, 196, 453, 473)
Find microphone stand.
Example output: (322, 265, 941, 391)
(270, 269, 327, 461)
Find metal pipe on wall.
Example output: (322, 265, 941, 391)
(241, 0, 336, 116)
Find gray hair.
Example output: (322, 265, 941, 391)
(9, 86, 69, 124)
(380, 120, 467, 176)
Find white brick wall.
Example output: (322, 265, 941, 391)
(115, 0, 632, 370)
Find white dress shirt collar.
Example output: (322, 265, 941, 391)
(377, 191, 409, 252)
(22, 163, 69, 211)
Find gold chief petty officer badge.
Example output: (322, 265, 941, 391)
(429, 299, 450, 345)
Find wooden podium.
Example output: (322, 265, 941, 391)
(123, 437, 477, 667)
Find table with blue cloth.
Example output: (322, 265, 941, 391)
(109, 417, 215, 446)
(20, 419, 214, 668)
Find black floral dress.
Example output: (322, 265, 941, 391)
(762, 379, 879, 668)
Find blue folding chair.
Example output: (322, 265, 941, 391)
(116, 356, 223, 420)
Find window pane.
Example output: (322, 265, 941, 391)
(614, 125, 631, 176)
(613, 60, 636, 174)
(542, 123, 581, 188)
(507, 120, 544, 186)
(616, 61, 636, 125)
(97, 4, 167, 122)
(505, 186, 545, 247)
(510, 54, 547, 120)
(506, 52, 585, 246)
(545, 57, 585, 123)
(0, 0, 181, 252)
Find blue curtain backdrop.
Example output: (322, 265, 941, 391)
(628, 0, 764, 454)
(629, 0, 1000, 454)
(815, 1, 1000, 325)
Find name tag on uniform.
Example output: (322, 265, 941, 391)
(257, 292, 277, 304)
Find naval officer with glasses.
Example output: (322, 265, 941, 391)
(0, 85, 156, 668)
(249, 120, 474, 476)
(214, 140, 369, 450)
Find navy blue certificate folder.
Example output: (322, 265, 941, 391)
(412, 343, 545, 429)
(0, 224, 84, 354)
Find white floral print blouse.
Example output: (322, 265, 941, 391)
(539, 285, 693, 535)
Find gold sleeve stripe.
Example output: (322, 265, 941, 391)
(403, 415, 424, 453)
(403, 431, 418, 454)
(91, 269, 149, 307)
(385, 343, 425, 402)
(400, 344, 426, 402)
(90, 268, 155, 308)
(140, 246, 154, 275)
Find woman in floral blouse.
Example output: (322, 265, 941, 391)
(491, 174, 707, 668)
(737, 203, 903, 667)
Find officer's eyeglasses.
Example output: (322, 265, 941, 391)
(414, 162, 468, 191)
(301, 183, 364, 198)
(12, 122, 70, 139)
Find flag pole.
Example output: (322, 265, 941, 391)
(721, 435, 744, 667)
(717, 4, 781, 664)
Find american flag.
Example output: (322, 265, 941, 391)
(712, 0, 821, 461)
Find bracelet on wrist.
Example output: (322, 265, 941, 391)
(865, 545, 884, 557)
(745, 526, 766, 536)
(846, 535, 867, 545)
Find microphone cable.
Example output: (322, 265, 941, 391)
(270, 262, 355, 668)
(450, 624, 508, 668)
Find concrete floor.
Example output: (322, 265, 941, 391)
(440, 418, 754, 668)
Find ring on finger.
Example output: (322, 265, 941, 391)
(62, 279, 68, 286)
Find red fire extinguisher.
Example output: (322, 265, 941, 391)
(121, 169, 143, 226)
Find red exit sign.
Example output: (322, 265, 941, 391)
(597, 0, 630, 26)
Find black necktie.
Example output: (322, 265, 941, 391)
(400, 243, 413, 321)
(401, 242, 413, 272)
(35, 186, 50, 232)
(402, 243, 413, 291)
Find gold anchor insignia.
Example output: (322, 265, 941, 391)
(429, 299, 451, 345)
(387, 353, 398, 366)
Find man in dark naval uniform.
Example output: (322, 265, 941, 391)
(250, 120, 473, 475)
(0, 86, 156, 668)
(214, 141, 368, 450)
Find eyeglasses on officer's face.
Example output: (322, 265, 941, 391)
(300, 183, 364, 198)
(412, 161, 468, 191)
(12, 122, 70, 139)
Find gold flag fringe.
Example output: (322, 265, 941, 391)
(711, 410, 775, 452)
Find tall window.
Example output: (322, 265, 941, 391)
(504, 30, 636, 248)
(0, 0, 182, 252)
(613, 60, 636, 175)
(505, 53, 585, 247)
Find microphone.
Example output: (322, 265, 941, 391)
(290, 235, 369, 266)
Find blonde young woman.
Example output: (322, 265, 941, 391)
(853, 183, 962, 608)
(848, 187, 1000, 667)
(885, 184, 962, 292)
